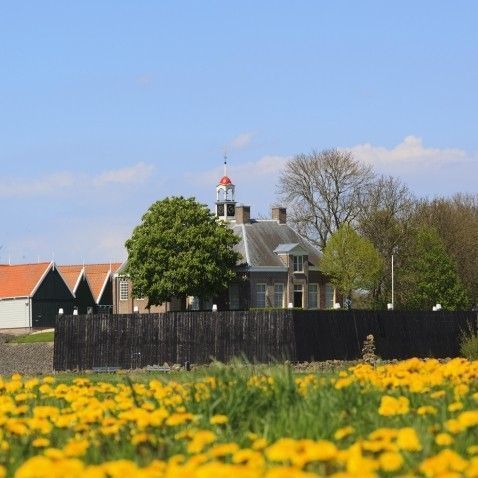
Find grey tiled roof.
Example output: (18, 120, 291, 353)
(230, 220, 321, 268)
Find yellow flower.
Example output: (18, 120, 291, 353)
(209, 415, 228, 425)
(44, 448, 64, 459)
(334, 426, 354, 440)
(435, 433, 453, 446)
(208, 443, 239, 457)
(32, 438, 50, 448)
(396, 427, 422, 452)
(378, 396, 410, 416)
(0, 465, 5, 478)
(252, 437, 268, 450)
(417, 405, 437, 415)
(457, 410, 478, 429)
(379, 451, 403, 472)
(448, 402, 464, 412)
(166, 413, 195, 426)
(187, 430, 216, 454)
(467, 445, 478, 455)
(419, 449, 468, 476)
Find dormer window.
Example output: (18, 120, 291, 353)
(293, 255, 304, 272)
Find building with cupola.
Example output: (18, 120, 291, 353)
(112, 164, 335, 313)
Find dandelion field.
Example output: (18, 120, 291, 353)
(1, 359, 478, 477)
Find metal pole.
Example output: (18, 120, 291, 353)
(391, 254, 394, 310)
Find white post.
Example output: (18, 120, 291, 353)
(391, 254, 394, 310)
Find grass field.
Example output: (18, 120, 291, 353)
(9, 331, 54, 344)
(1, 359, 478, 477)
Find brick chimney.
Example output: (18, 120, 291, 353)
(235, 205, 251, 224)
(272, 207, 287, 224)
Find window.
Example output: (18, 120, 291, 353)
(325, 283, 334, 309)
(308, 283, 319, 309)
(256, 283, 266, 308)
(119, 279, 129, 301)
(293, 284, 303, 308)
(229, 284, 240, 310)
(274, 283, 284, 308)
(293, 255, 304, 272)
(188, 296, 200, 310)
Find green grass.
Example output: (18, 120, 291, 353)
(11, 331, 54, 343)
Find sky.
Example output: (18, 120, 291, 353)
(1, 1, 477, 264)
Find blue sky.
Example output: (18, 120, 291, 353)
(1, 1, 477, 263)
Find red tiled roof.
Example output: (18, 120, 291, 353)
(58, 263, 122, 302)
(57, 265, 84, 293)
(0, 262, 52, 298)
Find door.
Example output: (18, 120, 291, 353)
(293, 284, 303, 308)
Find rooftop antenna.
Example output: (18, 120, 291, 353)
(8, 254, 11, 266)
(52, 252, 55, 270)
(37, 255, 40, 264)
(223, 150, 228, 177)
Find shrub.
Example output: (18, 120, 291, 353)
(459, 320, 478, 360)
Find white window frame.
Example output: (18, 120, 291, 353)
(325, 283, 335, 309)
(119, 278, 129, 301)
(256, 283, 266, 308)
(293, 255, 304, 273)
(308, 283, 319, 309)
(274, 283, 284, 308)
(293, 284, 304, 308)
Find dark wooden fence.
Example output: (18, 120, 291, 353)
(53, 310, 477, 371)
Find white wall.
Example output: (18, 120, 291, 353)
(0, 298, 31, 329)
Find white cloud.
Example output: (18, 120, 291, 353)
(189, 154, 289, 187)
(0, 172, 75, 198)
(0, 163, 155, 198)
(94, 162, 155, 186)
(348, 135, 471, 171)
(230, 132, 255, 150)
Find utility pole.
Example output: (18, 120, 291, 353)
(391, 254, 394, 310)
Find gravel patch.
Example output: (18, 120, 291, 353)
(0, 334, 54, 375)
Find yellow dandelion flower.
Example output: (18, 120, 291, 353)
(334, 426, 354, 440)
(209, 415, 228, 425)
(379, 451, 403, 472)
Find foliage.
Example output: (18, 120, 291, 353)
(460, 321, 478, 360)
(10, 331, 54, 343)
(413, 194, 478, 307)
(357, 175, 415, 308)
(125, 197, 241, 307)
(320, 224, 383, 306)
(2, 359, 478, 477)
(398, 227, 470, 311)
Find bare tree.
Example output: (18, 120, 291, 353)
(278, 149, 374, 249)
(357, 176, 416, 306)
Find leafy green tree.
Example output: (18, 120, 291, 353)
(397, 227, 470, 311)
(125, 197, 241, 308)
(320, 224, 384, 307)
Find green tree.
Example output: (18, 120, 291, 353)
(397, 227, 470, 311)
(125, 197, 241, 308)
(320, 224, 383, 307)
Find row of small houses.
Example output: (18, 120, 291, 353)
(1, 174, 341, 329)
(0, 262, 122, 328)
(1, 209, 338, 329)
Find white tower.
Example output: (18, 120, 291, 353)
(215, 156, 236, 221)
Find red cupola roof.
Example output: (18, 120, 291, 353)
(219, 176, 232, 185)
